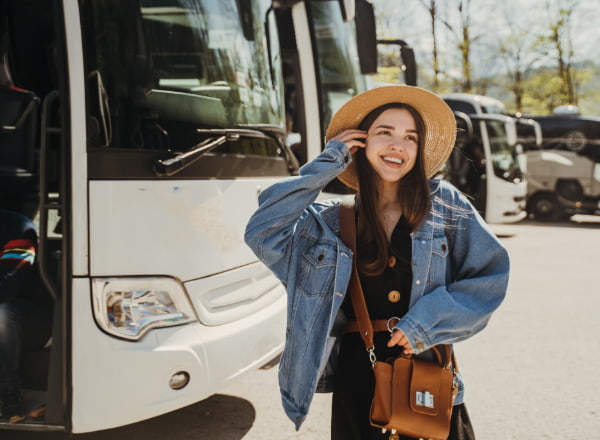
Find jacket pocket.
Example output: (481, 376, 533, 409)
(297, 239, 337, 296)
(428, 235, 449, 288)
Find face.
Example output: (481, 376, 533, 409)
(364, 108, 419, 188)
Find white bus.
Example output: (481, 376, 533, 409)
(441, 93, 528, 223)
(1, 0, 299, 433)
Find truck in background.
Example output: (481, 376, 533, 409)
(522, 113, 600, 220)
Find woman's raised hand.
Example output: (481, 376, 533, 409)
(330, 129, 367, 155)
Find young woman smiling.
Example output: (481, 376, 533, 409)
(245, 85, 509, 440)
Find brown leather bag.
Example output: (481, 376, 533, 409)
(339, 202, 458, 440)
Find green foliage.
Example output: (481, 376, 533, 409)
(371, 0, 600, 116)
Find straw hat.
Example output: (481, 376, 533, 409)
(325, 85, 456, 190)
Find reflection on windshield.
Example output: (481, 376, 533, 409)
(141, 0, 283, 128)
(82, 0, 284, 151)
(309, 1, 367, 135)
(486, 120, 523, 182)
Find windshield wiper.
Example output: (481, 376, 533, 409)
(153, 128, 273, 177)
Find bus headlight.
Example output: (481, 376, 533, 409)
(92, 277, 196, 341)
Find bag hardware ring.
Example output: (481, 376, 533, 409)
(386, 317, 401, 333)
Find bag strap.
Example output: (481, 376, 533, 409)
(339, 200, 455, 370)
(339, 200, 375, 352)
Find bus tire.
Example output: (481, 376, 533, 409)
(527, 192, 563, 222)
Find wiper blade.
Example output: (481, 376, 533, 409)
(196, 127, 274, 140)
(154, 128, 270, 177)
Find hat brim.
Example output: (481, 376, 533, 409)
(325, 85, 456, 190)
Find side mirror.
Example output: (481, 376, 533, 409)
(377, 39, 417, 86)
(355, 0, 377, 74)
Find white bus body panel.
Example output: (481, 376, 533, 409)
(88, 179, 268, 279)
(64, 0, 89, 276)
(292, 2, 322, 162)
(70, 177, 287, 432)
(485, 178, 527, 224)
(71, 276, 285, 433)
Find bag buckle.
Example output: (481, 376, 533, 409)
(415, 391, 435, 408)
(367, 346, 377, 366)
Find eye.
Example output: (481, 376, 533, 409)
(405, 134, 418, 143)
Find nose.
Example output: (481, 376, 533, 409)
(388, 136, 408, 149)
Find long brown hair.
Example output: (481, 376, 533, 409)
(355, 103, 431, 276)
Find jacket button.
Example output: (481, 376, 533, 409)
(416, 342, 424, 350)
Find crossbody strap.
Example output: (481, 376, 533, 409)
(339, 200, 455, 370)
(339, 200, 375, 352)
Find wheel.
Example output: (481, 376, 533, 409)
(527, 192, 563, 221)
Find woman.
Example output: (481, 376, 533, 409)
(245, 86, 509, 440)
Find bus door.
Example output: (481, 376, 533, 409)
(0, 0, 68, 432)
(274, 0, 376, 172)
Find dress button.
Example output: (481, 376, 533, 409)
(388, 256, 397, 268)
(387, 290, 401, 303)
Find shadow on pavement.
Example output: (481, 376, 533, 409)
(523, 215, 600, 229)
(2, 394, 256, 440)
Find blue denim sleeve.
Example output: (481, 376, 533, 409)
(395, 186, 510, 352)
(244, 140, 351, 283)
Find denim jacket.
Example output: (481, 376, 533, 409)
(245, 140, 509, 429)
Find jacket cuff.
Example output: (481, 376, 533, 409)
(394, 316, 431, 355)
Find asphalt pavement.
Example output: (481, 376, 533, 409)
(3, 216, 600, 439)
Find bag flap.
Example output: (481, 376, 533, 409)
(409, 359, 445, 416)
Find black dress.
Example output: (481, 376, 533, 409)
(331, 218, 475, 440)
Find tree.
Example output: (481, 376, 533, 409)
(543, 0, 579, 105)
(442, 0, 477, 92)
(495, 5, 548, 113)
(416, 0, 442, 91)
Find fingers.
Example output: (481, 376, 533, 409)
(387, 329, 414, 356)
(330, 129, 367, 154)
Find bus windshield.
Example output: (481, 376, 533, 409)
(308, 0, 368, 135)
(485, 119, 523, 183)
(81, 0, 285, 151)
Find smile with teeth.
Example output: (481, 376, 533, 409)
(383, 156, 404, 165)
